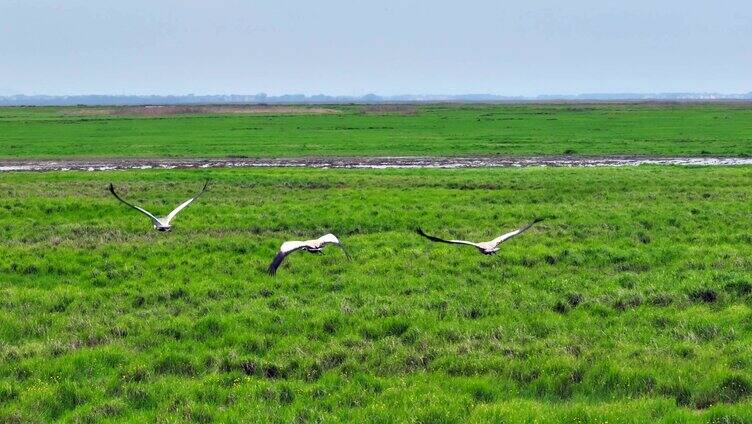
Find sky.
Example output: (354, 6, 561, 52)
(0, 0, 750, 96)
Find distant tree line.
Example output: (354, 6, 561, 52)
(0, 92, 750, 106)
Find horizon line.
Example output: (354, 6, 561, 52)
(2, 91, 751, 106)
(2, 90, 751, 97)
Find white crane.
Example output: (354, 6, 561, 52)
(417, 218, 543, 254)
(267, 233, 351, 275)
(109, 180, 209, 232)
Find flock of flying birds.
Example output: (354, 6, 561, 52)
(109, 180, 544, 276)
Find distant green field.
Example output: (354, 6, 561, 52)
(1, 104, 751, 158)
(2, 166, 752, 422)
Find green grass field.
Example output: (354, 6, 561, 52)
(1, 104, 751, 158)
(2, 166, 752, 422)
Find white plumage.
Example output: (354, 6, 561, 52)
(417, 218, 543, 254)
(267, 233, 350, 275)
(109, 180, 209, 232)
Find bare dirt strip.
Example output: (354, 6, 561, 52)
(1, 156, 752, 172)
(60, 105, 340, 116)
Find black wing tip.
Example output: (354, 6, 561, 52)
(196, 179, 210, 196)
(108, 183, 123, 200)
(338, 244, 353, 260)
(267, 258, 278, 276)
(533, 217, 545, 223)
(416, 228, 448, 243)
(267, 251, 286, 276)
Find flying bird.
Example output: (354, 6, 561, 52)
(267, 233, 350, 275)
(417, 218, 544, 254)
(109, 180, 209, 232)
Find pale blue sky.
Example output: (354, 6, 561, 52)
(0, 0, 750, 96)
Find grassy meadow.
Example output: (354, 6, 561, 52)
(1, 166, 752, 422)
(1, 103, 751, 158)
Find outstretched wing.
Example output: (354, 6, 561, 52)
(318, 233, 340, 245)
(267, 250, 290, 276)
(416, 228, 479, 247)
(318, 234, 352, 259)
(109, 183, 160, 226)
(489, 218, 544, 247)
(267, 241, 307, 276)
(165, 180, 209, 224)
(334, 243, 352, 260)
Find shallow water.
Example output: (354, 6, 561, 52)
(1, 156, 752, 172)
